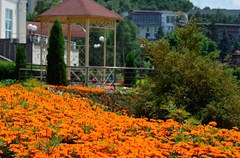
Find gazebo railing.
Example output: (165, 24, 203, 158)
(20, 65, 153, 87)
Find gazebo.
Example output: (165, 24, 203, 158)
(35, 0, 123, 80)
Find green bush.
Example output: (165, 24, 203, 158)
(0, 79, 18, 87)
(132, 21, 240, 129)
(22, 78, 43, 88)
(0, 61, 16, 80)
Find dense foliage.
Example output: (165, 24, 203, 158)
(124, 52, 137, 87)
(116, 18, 139, 67)
(0, 61, 15, 81)
(15, 45, 27, 80)
(133, 21, 240, 129)
(95, 0, 194, 13)
(0, 84, 239, 157)
(47, 20, 67, 86)
(32, 0, 193, 16)
(34, 0, 61, 14)
(190, 9, 240, 24)
(165, 20, 219, 57)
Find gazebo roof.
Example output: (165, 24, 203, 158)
(36, 0, 123, 21)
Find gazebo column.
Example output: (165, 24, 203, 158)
(40, 21, 43, 81)
(114, 22, 117, 67)
(103, 30, 106, 67)
(85, 18, 90, 85)
(103, 30, 107, 82)
(67, 22, 71, 81)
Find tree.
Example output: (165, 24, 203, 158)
(46, 20, 67, 86)
(155, 27, 164, 40)
(132, 20, 240, 128)
(15, 45, 26, 80)
(35, 0, 61, 14)
(124, 52, 137, 87)
(117, 18, 138, 66)
(233, 36, 240, 51)
(165, 19, 219, 56)
(26, 12, 38, 21)
(94, 0, 194, 14)
(219, 30, 231, 60)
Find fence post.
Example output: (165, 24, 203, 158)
(19, 68, 21, 82)
(85, 67, 89, 86)
(114, 68, 116, 85)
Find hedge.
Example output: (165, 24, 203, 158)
(0, 61, 16, 80)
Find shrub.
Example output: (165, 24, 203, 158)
(15, 45, 27, 80)
(22, 78, 43, 88)
(133, 21, 240, 129)
(0, 79, 18, 87)
(47, 19, 67, 86)
(0, 61, 15, 80)
(144, 40, 240, 128)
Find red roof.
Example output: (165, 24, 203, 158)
(26, 22, 85, 39)
(38, 0, 123, 20)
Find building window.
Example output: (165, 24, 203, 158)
(167, 16, 176, 24)
(147, 27, 149, 32)
(5, 9, 13, 38)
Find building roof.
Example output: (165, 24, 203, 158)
(37, 0, 123, 20)
(26, 22, 85, 39)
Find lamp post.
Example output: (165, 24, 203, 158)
(94, 43, 101, 65)
(27, 24, 37, 76)
(99, 36, 105, 67)
(99, 36, 107, 82)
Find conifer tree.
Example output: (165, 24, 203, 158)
(46, 20, 67, 85)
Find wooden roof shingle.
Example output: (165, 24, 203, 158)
(38, 0, 123, 20)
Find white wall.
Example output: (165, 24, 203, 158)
(32, 42, 79, 67)
(161, 12, 177, 36)
(18, 0, 27, 43)
(0, 0, 27, 43)
(161, 11, 188, 36)
(0, 0, 2, 38)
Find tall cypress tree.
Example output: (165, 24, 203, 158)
(47, 19, 67, 85)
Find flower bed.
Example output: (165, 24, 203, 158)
(45, 85, 134, 115)
(0, 84, 239, 157)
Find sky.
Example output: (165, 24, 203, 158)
(189, 0, 240, 9)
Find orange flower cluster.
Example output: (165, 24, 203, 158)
(0, 84, 239, 157)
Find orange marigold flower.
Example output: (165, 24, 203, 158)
(232, 127, 238, 131)
(208, 121, 217, 127)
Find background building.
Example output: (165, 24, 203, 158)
(161, 10, 188, 36)
(0, 0, 27, 43)
(125, 9, 188, 40)
(127, 10, 162, 40)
